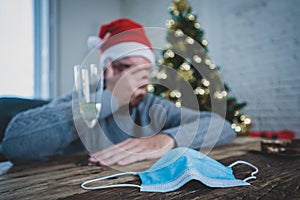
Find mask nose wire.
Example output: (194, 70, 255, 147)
(81, 171, 141, 190)
(228, 160, 259, 182)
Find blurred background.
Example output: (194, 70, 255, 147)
(0, 0, 299, 137)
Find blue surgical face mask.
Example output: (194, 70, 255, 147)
(81, 147, 258, 192)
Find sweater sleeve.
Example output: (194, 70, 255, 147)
(2, 90, 120, 164)
(163, 110, 236, 149)
(141, 94, 236, 149)
(2, 93, 77, 164)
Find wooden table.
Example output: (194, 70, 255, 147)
(0, 137, 299, 199)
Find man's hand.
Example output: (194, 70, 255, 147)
(105, 59, 151, 107)
(89, 134, 175, 166)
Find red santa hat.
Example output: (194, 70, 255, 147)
(87, 18, 155, 66)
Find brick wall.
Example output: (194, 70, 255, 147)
(190, 0, 300, 137)
(60, 0, 300, 137)
(123, 0, 300, 137)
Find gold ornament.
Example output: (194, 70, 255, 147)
(210, 72, 221, 80)
(173, 10, 179, 16)
(231, 114, 253, 136)
(166, 62, 174, 68)
(161, 91, 168, 98)
(234, 110, 240, 117)
(174, 40, 187, 53)
(179, 69, 195, 82)
(172, 0, 190, 12)
(240, 115, 246, 121)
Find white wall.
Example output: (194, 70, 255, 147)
(191, 0, 300, 136)
(56, 0, 300, 136)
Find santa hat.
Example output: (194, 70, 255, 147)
(87, 18, 155, 66)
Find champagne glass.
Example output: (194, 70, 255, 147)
(74, 64, 104, 128)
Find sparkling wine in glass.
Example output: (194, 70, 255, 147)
(74, 64, 104, 128)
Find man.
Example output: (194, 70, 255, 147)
(2, 18, 236, 165)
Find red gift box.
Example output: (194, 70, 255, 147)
(249, 130, 295, 140)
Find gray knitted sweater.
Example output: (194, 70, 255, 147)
(2, 90, 235, 164)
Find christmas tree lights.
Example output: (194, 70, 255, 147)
(150, 0, 252, 135)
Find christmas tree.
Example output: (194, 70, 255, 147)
(149, 0, 252, 135)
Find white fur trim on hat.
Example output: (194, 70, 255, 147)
(87, 36, 103, 50)
(99, 42, 155, 66)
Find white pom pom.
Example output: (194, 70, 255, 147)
(87, 36, 102, 50)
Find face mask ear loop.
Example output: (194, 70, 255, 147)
(81, 171, 141, 190)
(228, 160, 259, 183)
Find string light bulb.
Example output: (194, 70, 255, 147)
(205, 59, 211, 65)
(147, 84, 154, 92)
(180, 62, 191, 70)
(175, 100, 181, 107)
(156, 70, 168, 80)
(201, 78, 210, 87)
(186, 13, 195, 21)
(185, 36, 194, 44)
(201, 39, 208, 46)
(152, 0, 253, 136)
(164, 50, 175, 58)
(194, 87, 205, 95)
(193, 55, 202, 63)
(175, 29, 184, 37)
(165, 19, 175, 29)
(209, 64, 216, 70)
(170, 90, 182, 98)
(194, 23, 201, 29)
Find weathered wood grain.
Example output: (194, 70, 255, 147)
(0, 137, 299, 200)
